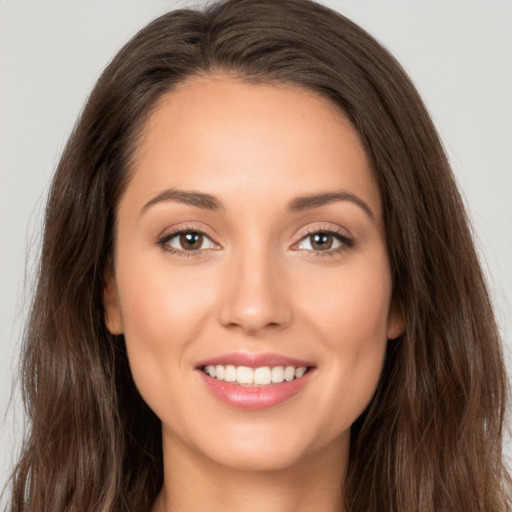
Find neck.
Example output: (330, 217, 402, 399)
(153, 431, 348, 512)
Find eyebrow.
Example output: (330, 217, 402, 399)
(141, 189, 224, 214)
(140, 188, 374, 219)
(288, 191, 374, 219)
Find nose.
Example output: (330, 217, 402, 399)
(218, 247, 293, 335)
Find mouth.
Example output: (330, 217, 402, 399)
(200, 364, 312, 386)
(195, 353, 316, 410)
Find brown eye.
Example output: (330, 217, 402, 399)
(310, 233, 333, 251)
(161, 230, 217, 252)
(294, 230, 352, 253)
(179, 232, 203, 250)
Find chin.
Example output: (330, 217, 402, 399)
(187, 421, 345, 474)
(205, 441, 310, 473)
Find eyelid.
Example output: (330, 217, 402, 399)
(291, 224, 354, 253)
(156, 223, 353, 257)
(157, 224, 221, 254)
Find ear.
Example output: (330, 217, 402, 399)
(104, 271, 123, 335)
(387, 299, 405, 340)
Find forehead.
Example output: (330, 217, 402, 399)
(124, 75, 381, 220)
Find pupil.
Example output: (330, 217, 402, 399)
(311, 233, 332, 250)
(180, 232, 202, 250)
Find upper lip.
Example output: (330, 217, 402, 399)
(195, 352, 315, 369)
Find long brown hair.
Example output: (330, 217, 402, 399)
(8, 1, 511, 510)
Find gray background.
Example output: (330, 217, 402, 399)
(1, 0, 511, 496)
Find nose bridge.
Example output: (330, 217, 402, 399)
(218, 239, 292, 333)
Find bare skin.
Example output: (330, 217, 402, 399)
(105, 75, 404, 512)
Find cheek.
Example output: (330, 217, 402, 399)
(301, 257, 392, 343)
(297, 257, 392, 417)
(117, 247, 218, 335)
(113, 252, 218, 398)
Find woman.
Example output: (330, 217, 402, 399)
(7, 0, 511, 511)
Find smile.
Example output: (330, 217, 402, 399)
(202, 364, 308, 386)
(196, 354, 316, 410)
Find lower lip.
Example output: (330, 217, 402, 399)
(197, 369, 314, 410)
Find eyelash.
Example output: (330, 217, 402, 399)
(157, 226, 217, 258)
(157, 226, 354, 258)
(292, 226, 354, 258)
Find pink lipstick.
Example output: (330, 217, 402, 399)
(195, 352, 315, 410)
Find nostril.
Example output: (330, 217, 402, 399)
(217, 262, 294, 333)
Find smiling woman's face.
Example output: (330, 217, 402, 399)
(105, 75, 403, 473)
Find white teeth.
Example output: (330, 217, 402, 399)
(225, 365, 237, 382)
(205, 365, 216, 378)
(284, 366, 295, 382)
(203, 364, 309, 386)
(271, 366, 284, 383)
(236, 366, 254, 385)
(254, 366, 272, 385)
(295, 367, 306, 378)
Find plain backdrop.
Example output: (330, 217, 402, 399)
(1, 0, 511, 496)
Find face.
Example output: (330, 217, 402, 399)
(105, 75, 404, 472)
